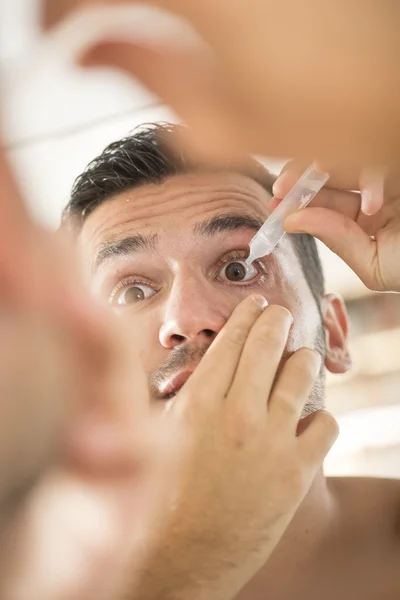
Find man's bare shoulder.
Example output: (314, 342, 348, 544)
(327, 475, 400, 543)
(329, 473, 400, 493)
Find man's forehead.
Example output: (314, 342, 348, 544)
(80, 171, 272, 251)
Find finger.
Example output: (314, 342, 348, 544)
(284, 207, 382, 290)
(268, 196, 281, 212)
(42, 0, 179, 30)
(42, 0, 127, 28)
(0, 146, 35, 298)
(182, 295, 268, 405)
(297, 410, 339, 468)
(43, 0, 87, 27)
(276, 184, 386, 238)
(0, 147, 30, 231)
(227, 305, 293, 419)
(42, 0, 213, 30)
(270, 161, 363, 223)
(273, 160, 393, 217)
(271, 176, 372, 232)
(359, 166, 387, 215)
(268, 348, 321, 430)
(273, 160, 365, 198)
(0, 148, 84, 314)
(272, 160, 309, 199)
(296, 412, 315, 436)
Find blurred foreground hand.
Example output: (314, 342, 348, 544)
(43, 0, 400, 165)
(0, 146, 174, 600)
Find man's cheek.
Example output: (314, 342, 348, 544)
(287, 309, 323, 356)
(261, 289, 295, 318)
(285, 324, 309, 354)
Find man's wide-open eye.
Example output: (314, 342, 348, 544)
(218, 259, 259, 283)
(110, 280, 157, 306)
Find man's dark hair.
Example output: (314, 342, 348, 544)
(64, 123, 324, 303)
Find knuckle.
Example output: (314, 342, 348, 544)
(280, 160, 303, 179)
(318, 410, 340, 440)
(224, 323, 249, 347)
(297, 346, 319, 361)
(292, 348, 321, 379)
(223, 296, 265, 347)
(267, 305, 293, 324)
(233, 376, 261, 403)
(254, 306, 293, 343)
(282, 159, 297, 172)
(226, 409, 260, 450)
(243, 294, 266, 315)
(254, 326, 283, 351)
(341, 213, 354, 239)
(273, 389, 296, 414)
(300, 411, 340, 462)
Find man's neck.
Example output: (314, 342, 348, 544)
(236, 469, 337, 600)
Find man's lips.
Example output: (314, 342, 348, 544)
(157, 369, 195, 399)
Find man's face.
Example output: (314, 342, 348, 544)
(79, 171, 350, 412)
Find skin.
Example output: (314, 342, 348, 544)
(79, 170, 400, 599)
(43, 0, 400, 166)
(273, 161, 400, 293)
(0, 146, 175, 600)
(0, 146, 337, 600)
(5, 0, 400, 589)
(81, 171, 349, 406)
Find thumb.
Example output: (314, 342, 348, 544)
(284, 207, 382, 290)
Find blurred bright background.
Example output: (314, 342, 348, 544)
(1, 0, 400, 478)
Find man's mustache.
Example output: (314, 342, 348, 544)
(149, 343, 210, 396)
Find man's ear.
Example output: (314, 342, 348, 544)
(322, 293, 352, 374)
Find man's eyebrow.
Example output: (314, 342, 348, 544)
(194, 213, 264, 237)
(93, 233, 159, 272)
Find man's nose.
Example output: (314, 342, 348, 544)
(159, 277, 230, 349)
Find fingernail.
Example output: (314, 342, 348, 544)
(272, 172, 291, 197)
(268, 196, 281, 212)
(312, 159, 329, 174)
(360, 167, 386, 215)
(252, 295, 268, 309)
(272, 177, 282, 196)
(361, 189, 374, 215)
(283, 213, 305, 233)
